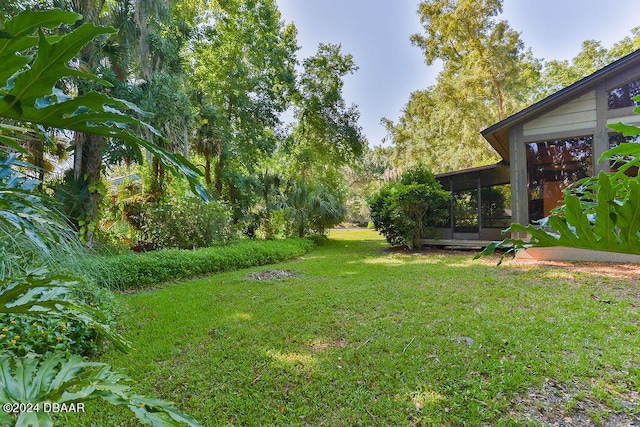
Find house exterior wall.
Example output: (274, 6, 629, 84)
(508, 61, 640, 227)
(509, 125, 527, 233)
(522, 91, 597, 137)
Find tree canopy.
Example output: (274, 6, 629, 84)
(387, 0, 540, 173)
(387, 1, 640, 175)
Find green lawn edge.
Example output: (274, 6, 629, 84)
(90, 238, 317, 290)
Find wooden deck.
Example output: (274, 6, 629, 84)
(418, 239, 494, 249)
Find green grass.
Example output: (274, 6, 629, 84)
(61, 229, 640, 426)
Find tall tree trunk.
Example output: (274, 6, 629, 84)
(204, 152, 211, 186)
(77, 132, 106, 245)
(214, 139, 224, 197)
(72, 0, 106, 245)
(150, 156, 164, 198)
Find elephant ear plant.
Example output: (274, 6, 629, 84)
(0, 9, 201, 427)
(477, 99, 640, 263)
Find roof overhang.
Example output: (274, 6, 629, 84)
(435, 161, 510, 192)
(481, 49, 640, 161)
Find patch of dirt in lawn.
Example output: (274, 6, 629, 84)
(514, 379, 639, 426)
(245, 269, 297, 281)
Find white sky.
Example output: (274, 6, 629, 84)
(276, 0, 640, 147)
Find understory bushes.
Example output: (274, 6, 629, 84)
(368, 166, 449, 249)
(121, 192, 236, 250)
(92, 238, 317, 290)
(0, 281, 117, 357)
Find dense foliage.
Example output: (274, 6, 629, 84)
(0, 8, 202, 426)
(0, 281, 117, 357)
(122, 192, 235, 250)
(368, 166, 449, 249)
(0, 0, 364, 249)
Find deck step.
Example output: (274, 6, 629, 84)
(418, 239, 494, 249)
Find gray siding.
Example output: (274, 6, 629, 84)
(523, 91, 597, 137)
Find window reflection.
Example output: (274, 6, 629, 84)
(526, 137, 593, 222)
(609, 133, 640, 175)
(444, 185, 512, 232)
(608, 79, 640, 109)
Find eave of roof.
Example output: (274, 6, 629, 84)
(481, 48, 640, 161)
(435, 160, 509, 178)
(435, 161, 510, 191)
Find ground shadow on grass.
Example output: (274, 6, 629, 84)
(61, 228, 640, 426)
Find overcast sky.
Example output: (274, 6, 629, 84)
(275, 0, 640, 147)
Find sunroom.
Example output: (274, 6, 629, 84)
(430, 49, 640, 248)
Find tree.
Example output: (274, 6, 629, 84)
(539, 28, 640, 98)
(291, 43, 366, 172)
(387, 0, 540, 173)
(0, 9, 201, 425)
(343, 146, 395, 225)
(368, 166, 450, 249)
(190, 0, 298, 200)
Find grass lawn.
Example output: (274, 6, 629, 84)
(62, 229, 639, 426)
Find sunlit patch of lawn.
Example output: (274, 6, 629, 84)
(61, 229, 640, 426)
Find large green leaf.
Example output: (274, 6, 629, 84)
(0, 154, 70, 254)
(0, 353, 202, 427)
(476, 173, 640, 261)
(0, 9, 81, 87)
(0, 10, 207, 201)
(592, 172, 619, 247)
(614, 179, 640, 253)
(607, 121, 640, 137)
(4, 25, 114, 114)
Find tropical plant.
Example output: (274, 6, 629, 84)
(0, 158, 200, 425)
(0, 8, 202, 426)
(477, 101, 640, 262)
(281, 180, 347, 238)
(0, 352, 200, 427)
(0, 7, 206, 203)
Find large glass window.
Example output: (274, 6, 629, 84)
(526, 137, 593, 222)
(608, 78, 640, 109)
(445, 184, 512, 232)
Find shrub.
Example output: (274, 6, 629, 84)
(0, 282, 117, 357)
(368, 166, 449, 249)
(125, 195, 236, 250)
(91, 238, 316, 290)
(282, 181, 347, 237)
(306, 234, 329, 246)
